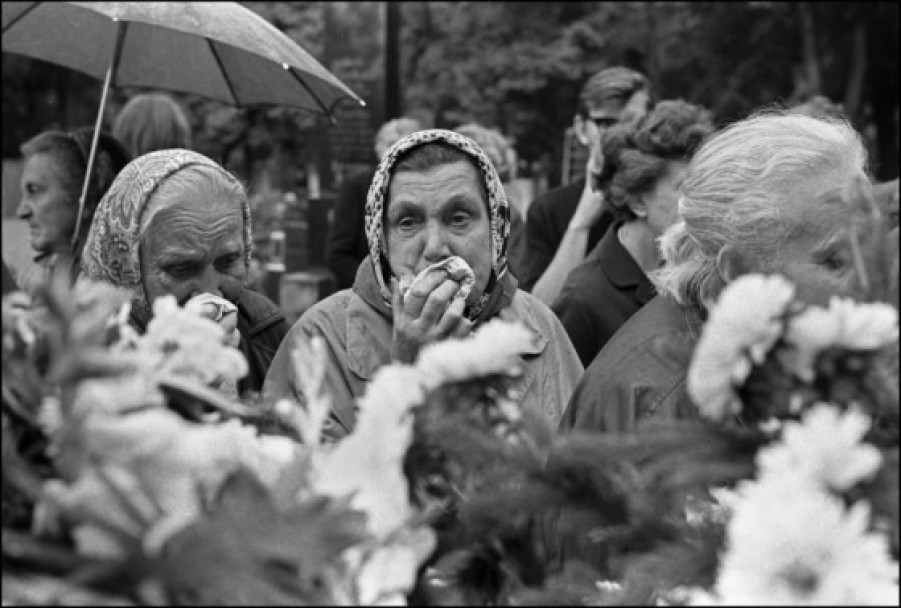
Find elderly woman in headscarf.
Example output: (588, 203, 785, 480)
(81, 149, 290, 395)
(263, 130, 583, 440)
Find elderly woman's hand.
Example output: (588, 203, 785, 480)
(184, 293, 241, 349)
(390, 270, 472, 364)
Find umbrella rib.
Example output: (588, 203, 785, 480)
(206, 39, 240, 105)
(287, 67, 336, 124)
(2, 3, 39, 33)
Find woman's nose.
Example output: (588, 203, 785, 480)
(422, 221, 451, 262)
(16, 198, 31, 219)
(192, 267, 224, 299)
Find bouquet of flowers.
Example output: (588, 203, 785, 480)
(2, 271, 898, 605)
(2, 278, 433, 605)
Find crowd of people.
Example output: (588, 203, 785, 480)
(3, 64, 899, 443)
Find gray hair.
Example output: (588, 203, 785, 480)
(650, 110, 867, 315)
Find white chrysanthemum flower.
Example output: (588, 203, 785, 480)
(785, 297, 898, 382)
(312, 366, 427, 539)
(688, 275, 796, 421)
(416, 319, 534, 387)
(59, 409, 301, 556)
(756, 404, 882, 493)
(142, 295, 248, 386)
(716, 486, 898, 605)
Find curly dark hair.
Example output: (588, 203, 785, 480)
(600, 100, 715, 222)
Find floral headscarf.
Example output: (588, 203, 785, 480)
(364, 129, 514, 321)
(81, 149, 252, 323)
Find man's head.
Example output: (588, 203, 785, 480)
(652, 111, 889, 317)
(573, 67, 652, 178)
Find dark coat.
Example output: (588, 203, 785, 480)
(558, 294, 699, 435)
(551, 222, 657, 368)
(233, 288, 290, 394)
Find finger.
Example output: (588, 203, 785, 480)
(450, 317, 474, 340)
(402, 268, 449, 317)
(433, 294, 466, 338)
(418, 279, 461, 325)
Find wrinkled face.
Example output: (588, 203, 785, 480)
(140, 187, 247, 307)
(771, 168, 886, 305)
(641, 160, 688, 238)
(384, 161, 492, 306)
(17, 153, 78, 254)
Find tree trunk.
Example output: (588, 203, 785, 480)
(843, 19, 867, 121)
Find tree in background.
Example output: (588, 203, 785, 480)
(400, 1, 898, 184)
(2, 2, 898, 189)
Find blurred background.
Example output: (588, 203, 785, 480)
(3, 1, 898, 322)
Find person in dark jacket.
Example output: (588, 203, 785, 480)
(326, 117, 423, 289)
(522, 66, 651, 305)
(551, 100, 714, 367)
(80, 149, 289, 395)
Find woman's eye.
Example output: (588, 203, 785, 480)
(164, 263, 196, 279)
(450, 212, 471, 227)
(216, 254, 242, 270)
(819, 252, 847, 272)
(397, 217, 418, 230)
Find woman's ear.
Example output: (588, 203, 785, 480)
(627, 198, 648, 219)
(716, 244, 762, 283)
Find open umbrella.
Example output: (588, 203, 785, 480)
(2, 1, 366, 250)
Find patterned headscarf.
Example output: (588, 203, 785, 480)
(364, 129, 513, 321)
(81, 149, 252, 322)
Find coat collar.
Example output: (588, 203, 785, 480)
(598, 222, 657, 305)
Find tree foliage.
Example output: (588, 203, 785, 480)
(400, 1, 898, 184)
(2, 2, 897, 188)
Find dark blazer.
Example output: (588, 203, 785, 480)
(551, 222, 657, 367)
(521, 178, 613, 292)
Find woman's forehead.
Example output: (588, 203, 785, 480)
(386, 162, 484, 207)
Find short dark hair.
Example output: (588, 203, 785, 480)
(577, 66, 650, 117)
(600, 99, 715, 221)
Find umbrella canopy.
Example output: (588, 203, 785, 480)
(2, 1, 364, 114)
(2, 1, 365, 251)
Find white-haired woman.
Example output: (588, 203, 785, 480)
(560, 110, 892, 435)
